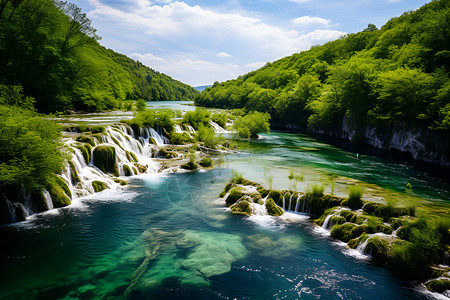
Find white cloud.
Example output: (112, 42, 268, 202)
(216, 52, 232, 58)
(293, 16, 331, 28)
(131, 52, 241, 86)
(245, 62, 266, 69)
(87, 1, 346, 85)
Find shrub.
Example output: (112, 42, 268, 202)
(306, 183, 325, 198)
(182, 108, 211, 130)
(211, 112, 228, 128)
(181, 153, 198, 170)
(233, 111, 270, 138)
(348, 185, 365, 209)
(196, 124, 224, 148)
(199, 157, 213, 167)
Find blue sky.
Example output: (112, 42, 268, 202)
(70, 0, 430, 86)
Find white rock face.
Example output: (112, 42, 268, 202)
(337, 118, 450, 168)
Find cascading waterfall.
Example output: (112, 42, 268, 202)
(185, 125, 196, 133)
(3, 123, 171, 223)
(209, 121, 226, 133)
(43, 189, 53, 210)
(294, 194, 301, 212)
(174, 125, 183, 133)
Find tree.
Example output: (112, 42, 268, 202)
(233, 111, 270, 138)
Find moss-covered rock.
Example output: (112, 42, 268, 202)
(348, 233, 370, 249)
(378, 224, 394, 234)
(45, 176, 71, 208)
(31, 189, 48, 212)
(231, 200, 252, 216)
(363, 202, 415, 221)
(93, 145, 119, 176)
(268, 190, 282, 207)
(14, 205, 27, 222)
(425, 278, 450, 293)
(330, 216, 346, 227)
(330, 223, 368, 242)
(92, 181, 107, 193)
(219, 183, 234, 198)
(68, 161, 81, 184)
(225, 187, 243, 206)
(134, 163, 147, 173)
(123, 164, 132, 176)
(126, 151, 138, 163)
(113, 178, 127, 186)
(158, 148, 178, 159)
(76, 134, 96, 147)
(365, 237, 390, 264)
(265, 198, 284, 216)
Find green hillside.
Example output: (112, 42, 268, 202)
(0, 0, 197, 113)
(195, 0, 450, 134)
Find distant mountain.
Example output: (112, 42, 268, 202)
(194, 85, 212, 92)
(0, 0, 198, 113)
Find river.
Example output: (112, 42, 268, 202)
(0, 102, 448, 299)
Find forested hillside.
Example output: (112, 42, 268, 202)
(0, 0, 197, 113)
(195, 0, 450, 135)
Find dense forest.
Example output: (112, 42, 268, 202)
(195, 0, 450, 136)
(0, 0, 197, 113)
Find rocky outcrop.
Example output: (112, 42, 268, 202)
(316, 118, 450, 168)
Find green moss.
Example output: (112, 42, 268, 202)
(268, 190, 282, 206)
(330, 223, 367, 242)
(113, 178, 127, 186)
(93, 145, 119, 176)
(68, 161, 80, 184)
(365, 237, 390, 263)
(126, 151, 138, 163)
(378, 224, 394, 234)
(329, 216, 346, 227)
(123, 164, 132, 176)
(76, 134, 96, 147)
(348, 233, 370, 249)
(76, 145, 90, 164)
(159, 148, 178, 158)
(231, 200, 252, 216)
(31, 189, 48, 212)
(220, 183, 234, 197)
(425, 279, 450, 293)
(363, 202, 415, 221)
(199, 157, 213, 167)
(45, 176, 71, 208)
(225, 187, 243, 206)
(265, 198, 284, 216)
(92, 181, 107, 193)
(181, 160, 198, 170)
(91, 126, 105, 133)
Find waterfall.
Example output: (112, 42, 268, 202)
(209, 121, 226, 133)
(357, 239, 370, 254)
(294, 194, 301, 212)
(282, 195, 286, 210)
(322, 215, 333, 229)
(3, 123, 174, 223)
(185, 125, 196, 133)
(174, 125, 183, 133)
(149, 128, 168, 146)
(43, 189, 53, 210)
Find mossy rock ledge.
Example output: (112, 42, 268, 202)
(93, 145, 119, 176)
(218, 177, 450, 295)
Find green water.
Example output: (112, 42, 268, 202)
(1, 130, 448, 299)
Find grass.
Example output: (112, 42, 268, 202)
(348, 185, 365, 209)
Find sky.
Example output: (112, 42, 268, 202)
(69, 0, 430, 87)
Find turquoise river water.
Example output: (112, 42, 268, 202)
(1, 104, 449, 299)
